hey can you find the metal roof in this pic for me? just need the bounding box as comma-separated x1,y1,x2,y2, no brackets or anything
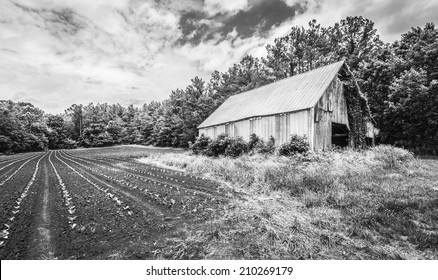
198,60,345,128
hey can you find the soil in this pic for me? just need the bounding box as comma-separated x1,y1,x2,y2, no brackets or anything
0,147,229,259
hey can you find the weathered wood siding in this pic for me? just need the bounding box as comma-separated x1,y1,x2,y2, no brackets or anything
199,110,312,145
313,77,349,150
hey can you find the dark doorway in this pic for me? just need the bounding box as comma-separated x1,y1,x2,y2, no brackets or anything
332,123,349,148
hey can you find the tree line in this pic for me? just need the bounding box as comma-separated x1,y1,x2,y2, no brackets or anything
1,16,437,154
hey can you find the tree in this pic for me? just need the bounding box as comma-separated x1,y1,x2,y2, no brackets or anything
384,69,438,153
65,104,83,140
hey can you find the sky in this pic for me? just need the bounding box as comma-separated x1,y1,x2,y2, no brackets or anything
0,0,437,114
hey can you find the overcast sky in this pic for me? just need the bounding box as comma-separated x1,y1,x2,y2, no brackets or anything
0,0,437,114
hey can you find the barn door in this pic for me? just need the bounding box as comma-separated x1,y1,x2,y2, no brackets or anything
331,122,349,148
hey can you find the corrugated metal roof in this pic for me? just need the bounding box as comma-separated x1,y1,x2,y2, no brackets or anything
198,60,345,128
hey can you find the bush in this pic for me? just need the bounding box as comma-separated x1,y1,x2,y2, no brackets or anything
190,134,212,155
224,137,249,157
192,134,251,157
277,134,310,156
206,134,233,157
248,133,261,150
253,138,276,155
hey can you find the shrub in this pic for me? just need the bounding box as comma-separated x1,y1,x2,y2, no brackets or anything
277,134,310,156
248,133,262,150
254,138,276,154
193,134,250,157
205,134,232,157
224,137,249,157
190,134,212,155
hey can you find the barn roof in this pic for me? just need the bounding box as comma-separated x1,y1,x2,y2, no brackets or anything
198,60,345,129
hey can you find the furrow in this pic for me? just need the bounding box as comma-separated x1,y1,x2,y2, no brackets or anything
61,151,226,217
0,152,47,248
63,151,228,200
0,153,35,164
0,153,43,186
48,151,78,230
54,151,144,218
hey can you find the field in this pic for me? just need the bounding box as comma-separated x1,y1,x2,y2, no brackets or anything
141,146,438,259
0,146,230,259
0,145,437,260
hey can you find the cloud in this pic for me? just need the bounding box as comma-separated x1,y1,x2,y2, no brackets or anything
175,28,266,72
203,0,250,17
177,0,298,46
282,0,438,42
0,0,199,113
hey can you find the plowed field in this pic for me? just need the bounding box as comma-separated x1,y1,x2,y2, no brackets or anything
0,146,229,259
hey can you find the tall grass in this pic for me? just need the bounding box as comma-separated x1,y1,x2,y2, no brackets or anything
139,145,437,259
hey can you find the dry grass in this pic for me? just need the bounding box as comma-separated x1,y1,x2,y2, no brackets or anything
138,146,438,259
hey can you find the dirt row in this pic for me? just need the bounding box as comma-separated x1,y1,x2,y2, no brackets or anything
0,149,229,259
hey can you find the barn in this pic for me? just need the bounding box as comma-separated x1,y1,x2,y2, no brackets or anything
198,60,377,151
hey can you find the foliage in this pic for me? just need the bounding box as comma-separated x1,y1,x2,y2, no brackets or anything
204,134,233,157
253,137,276,155
190,133,281,157
190,134,212,155
224,137,249,158
0,100,49,153
248,133,261,150
339,65,371,148
277,134,310,156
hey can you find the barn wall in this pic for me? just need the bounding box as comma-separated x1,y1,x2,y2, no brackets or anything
330,78,349,126
313,77,349,151
245,111,311,145
285,110,312,146
199,109,312,146
234,119,251,141
314,106,331,150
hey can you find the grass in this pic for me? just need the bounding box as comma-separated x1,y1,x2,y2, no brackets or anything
138,145,438,259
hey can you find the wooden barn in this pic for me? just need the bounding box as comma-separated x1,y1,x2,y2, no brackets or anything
198,60,377,151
